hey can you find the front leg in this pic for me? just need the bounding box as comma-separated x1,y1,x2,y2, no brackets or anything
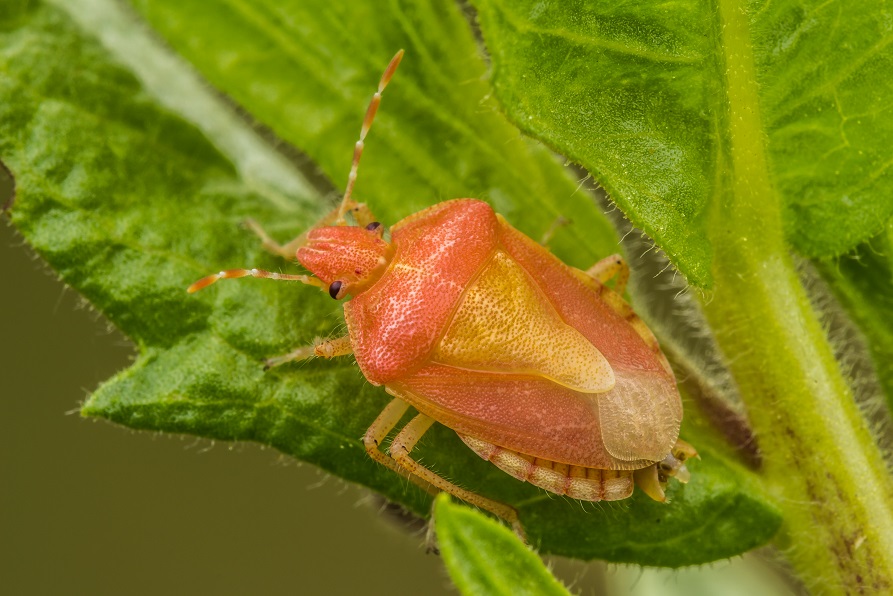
243,218,306,261
264,334,353,369
244,201,381,261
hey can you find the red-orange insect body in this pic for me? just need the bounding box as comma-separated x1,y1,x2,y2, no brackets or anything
300,199,681,470
189,50,695,536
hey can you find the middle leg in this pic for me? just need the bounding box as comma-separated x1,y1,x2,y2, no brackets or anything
362,398,438,495
244,200,380,261
390,415,525,539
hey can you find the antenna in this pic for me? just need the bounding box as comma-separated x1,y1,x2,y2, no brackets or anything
336,49,404,223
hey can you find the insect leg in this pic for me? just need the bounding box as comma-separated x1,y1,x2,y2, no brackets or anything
242,218,307,260
538,215,571,246
263,335,354,369
243,200,381,260
362,398,438,495
633,438,699,502
585,253,630,295
390,415,526,540
312,335,353,359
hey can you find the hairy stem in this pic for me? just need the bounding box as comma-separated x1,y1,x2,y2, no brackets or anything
705,1,893,592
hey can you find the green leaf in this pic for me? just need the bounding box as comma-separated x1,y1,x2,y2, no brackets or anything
1,0,780,566
434,494,571,596
470,0,893,287
754,3,893,259
817,223,893,412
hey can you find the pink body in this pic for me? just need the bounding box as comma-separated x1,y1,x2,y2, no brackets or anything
298,199,682,471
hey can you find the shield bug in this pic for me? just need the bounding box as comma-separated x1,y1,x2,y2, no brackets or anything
188,50,696,537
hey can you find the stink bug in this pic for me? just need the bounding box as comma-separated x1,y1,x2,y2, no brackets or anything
188,50,695,537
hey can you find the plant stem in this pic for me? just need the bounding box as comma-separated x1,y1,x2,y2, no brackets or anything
706,1,893,592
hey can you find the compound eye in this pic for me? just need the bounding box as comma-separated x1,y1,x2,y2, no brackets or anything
328,280,347,300
365,221,382,234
